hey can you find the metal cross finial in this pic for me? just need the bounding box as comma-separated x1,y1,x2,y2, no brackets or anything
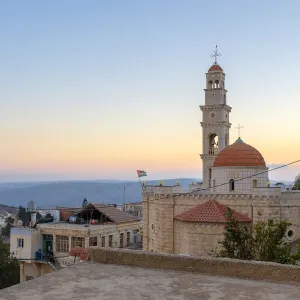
235,124,244,138
210,45,221,65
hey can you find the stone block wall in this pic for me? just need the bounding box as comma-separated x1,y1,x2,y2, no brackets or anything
143,190,287,257
87,248,300,284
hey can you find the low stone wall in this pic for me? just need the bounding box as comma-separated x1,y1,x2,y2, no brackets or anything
87,248,300,284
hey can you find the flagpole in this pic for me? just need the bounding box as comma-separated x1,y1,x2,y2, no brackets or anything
138,176,145,191
123,183,126,211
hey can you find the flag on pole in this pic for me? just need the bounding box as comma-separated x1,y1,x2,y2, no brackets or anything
137,170,147,178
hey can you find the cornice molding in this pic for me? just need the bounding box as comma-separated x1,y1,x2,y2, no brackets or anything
199,105,232,112
200,122,231,128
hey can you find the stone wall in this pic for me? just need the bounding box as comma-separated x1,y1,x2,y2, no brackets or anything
143,190,284,256
280,191,300,246
87,248,300,284
21,261,54,283
174,220,223,256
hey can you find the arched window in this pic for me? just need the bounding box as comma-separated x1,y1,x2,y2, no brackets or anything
253,179,257,188
209,168,212,187
208,134,218,154
208,80,213,89
224,93,226,104
215,80,219,88
229,179,235,191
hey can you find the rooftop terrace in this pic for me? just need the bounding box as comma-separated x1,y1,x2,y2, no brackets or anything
0,261,299,300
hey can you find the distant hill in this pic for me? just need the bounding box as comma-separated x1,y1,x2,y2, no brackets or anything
0,178,199,208
0,178,292,209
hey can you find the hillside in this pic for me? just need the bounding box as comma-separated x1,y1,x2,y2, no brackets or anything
0,178,199,208
0,178,292,209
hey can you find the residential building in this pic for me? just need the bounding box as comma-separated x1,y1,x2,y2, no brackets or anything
124,202,143,218
10,203,142,282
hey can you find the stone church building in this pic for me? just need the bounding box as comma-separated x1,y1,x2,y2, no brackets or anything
142,51,300,256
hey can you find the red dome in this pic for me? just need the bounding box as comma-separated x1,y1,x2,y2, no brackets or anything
208,64,223,72
213,138,266,167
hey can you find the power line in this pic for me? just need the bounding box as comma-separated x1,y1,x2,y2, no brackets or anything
145,159,300,200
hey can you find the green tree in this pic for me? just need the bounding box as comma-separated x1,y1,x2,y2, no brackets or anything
218,210,293,264
0,237,20,289
253,219,292,264
1,217,14,238
18,206,28,225
293,174,300,190
218,208,253,260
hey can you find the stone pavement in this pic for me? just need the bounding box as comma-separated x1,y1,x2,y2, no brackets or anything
0,262,299,300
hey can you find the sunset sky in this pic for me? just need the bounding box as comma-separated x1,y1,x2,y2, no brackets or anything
0,1,299,182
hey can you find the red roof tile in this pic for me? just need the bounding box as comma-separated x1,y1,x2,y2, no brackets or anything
208,64,223,72
174,200,251,223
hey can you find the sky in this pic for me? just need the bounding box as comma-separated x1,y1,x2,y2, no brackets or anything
0,0,299,182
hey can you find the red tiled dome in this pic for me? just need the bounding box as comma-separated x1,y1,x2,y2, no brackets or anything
213,138,266,167
208,64,223,72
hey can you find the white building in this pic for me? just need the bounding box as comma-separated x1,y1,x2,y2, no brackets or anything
10,203,142,282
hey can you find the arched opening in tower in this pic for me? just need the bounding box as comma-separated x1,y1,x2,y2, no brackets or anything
209,134,219,154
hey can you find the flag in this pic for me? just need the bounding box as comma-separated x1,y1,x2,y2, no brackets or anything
137,170,147,177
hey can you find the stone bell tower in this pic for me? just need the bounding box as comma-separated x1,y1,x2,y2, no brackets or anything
200,46,232,189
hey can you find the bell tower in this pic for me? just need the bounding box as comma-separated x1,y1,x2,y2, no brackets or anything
200,46,232,189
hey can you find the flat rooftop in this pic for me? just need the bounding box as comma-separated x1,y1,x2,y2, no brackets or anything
0,262,299,300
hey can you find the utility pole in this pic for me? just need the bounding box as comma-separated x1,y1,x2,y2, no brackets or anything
123,183,126,211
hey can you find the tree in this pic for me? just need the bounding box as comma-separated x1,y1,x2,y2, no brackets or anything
18,206,28,226
1,217,14,238
293,174,300,190
0,237,20,289
218,208,253,260
82,198,88,208
218,209,293,264
253,219,292,264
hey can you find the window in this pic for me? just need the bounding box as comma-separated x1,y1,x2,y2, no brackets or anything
126,232,130,247
17,238,24,248
71,237,84,248
229,179,235,191
253,179,258,188
101,236,105,247
109,235,113,247
120,233,124,248
89,236,97,247
56,235,69,253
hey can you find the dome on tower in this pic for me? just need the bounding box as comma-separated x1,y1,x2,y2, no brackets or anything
208,64,223,72
212,138,266,167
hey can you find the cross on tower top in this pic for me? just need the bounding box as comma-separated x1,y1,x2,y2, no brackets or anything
235,124,244,138
210,45,221,65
